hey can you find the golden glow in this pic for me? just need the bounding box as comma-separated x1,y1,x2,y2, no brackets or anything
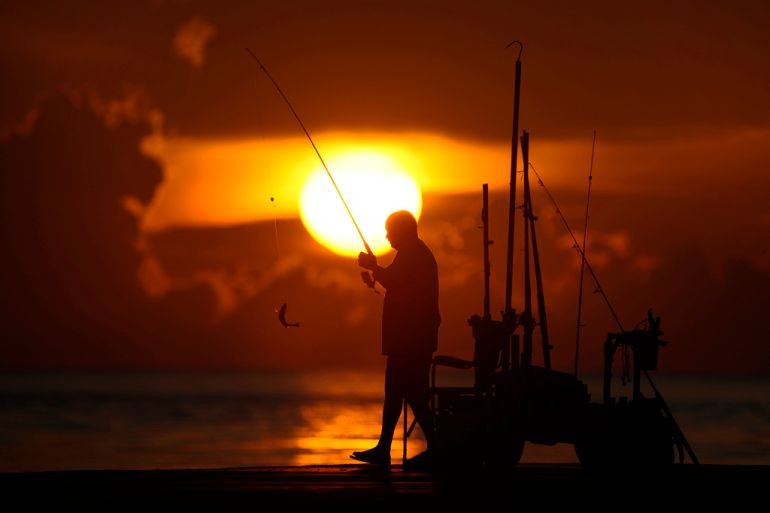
140,132,517,232
143,130,694,233
140,136,319,231
290,403,426,466
299,151,422,256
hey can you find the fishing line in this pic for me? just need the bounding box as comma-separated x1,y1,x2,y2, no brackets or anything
245,48,373,256
269,196,301,328
528,162,623,331
574,130,597,377
270,196,281,260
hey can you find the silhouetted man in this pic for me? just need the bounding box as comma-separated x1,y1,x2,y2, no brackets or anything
351,210,440,466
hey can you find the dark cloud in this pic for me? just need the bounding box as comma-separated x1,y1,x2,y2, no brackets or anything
0,94,218,369
1,1,768,141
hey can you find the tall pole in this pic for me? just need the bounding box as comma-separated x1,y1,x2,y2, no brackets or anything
504,41,523,317
574,130,596,376
482,184,491,321
523,131,551,371
521,131,533,368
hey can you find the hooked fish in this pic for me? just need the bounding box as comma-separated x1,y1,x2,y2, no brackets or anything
277,302,300,328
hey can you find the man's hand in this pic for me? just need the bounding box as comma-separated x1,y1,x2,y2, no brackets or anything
358,251,377,271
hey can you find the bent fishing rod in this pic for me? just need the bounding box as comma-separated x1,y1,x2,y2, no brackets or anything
245,48,374,258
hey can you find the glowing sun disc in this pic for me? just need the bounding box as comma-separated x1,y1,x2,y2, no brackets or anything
299,153,422,256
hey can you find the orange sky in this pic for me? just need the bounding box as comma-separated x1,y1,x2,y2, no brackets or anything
140,132,516,229
140,129,770,232
1,1,769,374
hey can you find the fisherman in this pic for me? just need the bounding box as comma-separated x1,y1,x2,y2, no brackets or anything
351,210,441,466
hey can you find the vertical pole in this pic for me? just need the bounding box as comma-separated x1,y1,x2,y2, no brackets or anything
633,346,642,402
505,44,523,317
523,131,552,371
575,130,597,377
511,334,520,370
603,335,614,406
482,184,491,321
522,158,532,368
402,400,408,465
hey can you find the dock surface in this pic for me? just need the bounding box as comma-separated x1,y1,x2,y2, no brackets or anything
2,463,767,510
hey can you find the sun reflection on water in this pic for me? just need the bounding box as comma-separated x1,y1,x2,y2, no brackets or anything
291,400,427,466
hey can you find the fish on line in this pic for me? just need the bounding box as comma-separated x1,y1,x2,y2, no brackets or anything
277,302,300,328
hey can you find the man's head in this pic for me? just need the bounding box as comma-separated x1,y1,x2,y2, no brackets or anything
385,210,418,250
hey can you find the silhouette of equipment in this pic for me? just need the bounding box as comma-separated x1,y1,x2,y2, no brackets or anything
414,175,690,470
399,41,696,471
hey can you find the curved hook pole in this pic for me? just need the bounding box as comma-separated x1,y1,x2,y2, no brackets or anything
506,40,523,60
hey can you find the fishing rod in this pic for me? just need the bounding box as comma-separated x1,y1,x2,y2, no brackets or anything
245,48,374,257
528,163,623,332
574,130,597,377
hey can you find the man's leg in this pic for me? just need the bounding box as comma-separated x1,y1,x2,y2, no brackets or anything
376,377,403,450
405,358,435,451
351,357,401,464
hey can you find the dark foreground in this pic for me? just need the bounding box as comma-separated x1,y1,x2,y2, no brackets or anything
1,464,767,511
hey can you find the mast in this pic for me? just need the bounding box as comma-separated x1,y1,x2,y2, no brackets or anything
504,41,523,318
522,131,551,371
521,134,533,368
482,184,491,321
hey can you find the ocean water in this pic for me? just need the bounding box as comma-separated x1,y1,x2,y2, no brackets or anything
0,370,767,472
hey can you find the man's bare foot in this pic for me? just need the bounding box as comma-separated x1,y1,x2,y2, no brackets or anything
350,447,391,465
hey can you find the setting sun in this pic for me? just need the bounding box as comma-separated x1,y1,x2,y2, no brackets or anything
299,151,422,256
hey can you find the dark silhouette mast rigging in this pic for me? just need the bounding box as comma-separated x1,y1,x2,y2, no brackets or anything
504,40,523,319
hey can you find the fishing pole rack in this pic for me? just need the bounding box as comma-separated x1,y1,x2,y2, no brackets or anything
426,153,594,469
425,156,687,471
414,42,695,471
